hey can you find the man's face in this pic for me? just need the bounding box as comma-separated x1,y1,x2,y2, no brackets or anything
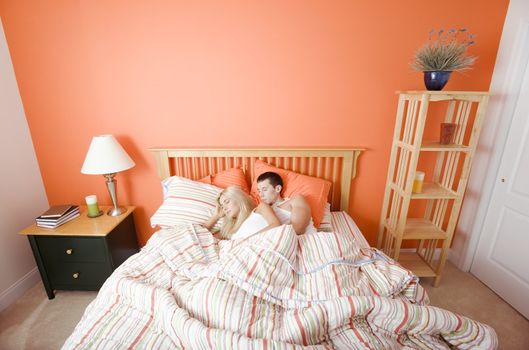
257,179,282,205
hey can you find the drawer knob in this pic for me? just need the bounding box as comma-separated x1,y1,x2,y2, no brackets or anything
72,272,80,279
66,249,73,255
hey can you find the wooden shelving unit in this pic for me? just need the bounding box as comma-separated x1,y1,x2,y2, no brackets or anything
377,91,489,286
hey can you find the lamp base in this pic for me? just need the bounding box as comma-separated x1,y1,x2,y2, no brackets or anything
107,206,127,216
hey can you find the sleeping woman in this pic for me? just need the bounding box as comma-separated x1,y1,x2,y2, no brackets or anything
203,186,282,240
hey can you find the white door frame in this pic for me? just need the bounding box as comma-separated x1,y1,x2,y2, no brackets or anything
450,0,529,271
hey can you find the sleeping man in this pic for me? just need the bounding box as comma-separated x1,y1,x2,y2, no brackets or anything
256,172,317,235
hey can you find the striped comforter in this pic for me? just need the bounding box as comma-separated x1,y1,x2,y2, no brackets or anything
63,215,497,349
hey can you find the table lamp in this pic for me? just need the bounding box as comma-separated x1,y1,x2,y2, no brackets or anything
81,135,135,216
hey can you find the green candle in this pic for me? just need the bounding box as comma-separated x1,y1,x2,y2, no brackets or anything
85,195,100,217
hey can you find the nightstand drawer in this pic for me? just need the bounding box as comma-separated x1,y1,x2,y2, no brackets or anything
47,261,112,288
36,236,107,263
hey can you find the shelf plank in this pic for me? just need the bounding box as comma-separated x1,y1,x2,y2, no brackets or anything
396,91,487,102
396,90,489,95
403,218,447,239
398,252,437,277
421,141,469,152
411,182,458,199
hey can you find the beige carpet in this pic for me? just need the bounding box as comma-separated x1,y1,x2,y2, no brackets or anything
0,262,528,349
422,262,529,349
0,287,96,350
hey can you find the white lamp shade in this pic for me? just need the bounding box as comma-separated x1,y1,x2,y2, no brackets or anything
81,135,135,175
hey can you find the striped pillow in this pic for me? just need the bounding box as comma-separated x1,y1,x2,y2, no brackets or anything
151,176,223,230
318,203,333,232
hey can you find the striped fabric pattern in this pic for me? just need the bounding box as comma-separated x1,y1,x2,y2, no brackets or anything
317,203,332,231
215,225,424,308
151,176,223,230
63,213,497,349
328,211,429,304
328,211,370,248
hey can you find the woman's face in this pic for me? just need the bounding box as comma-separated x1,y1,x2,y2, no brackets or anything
219,194,240,218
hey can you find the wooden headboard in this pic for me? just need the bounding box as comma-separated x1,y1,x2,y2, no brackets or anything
149,148,363,211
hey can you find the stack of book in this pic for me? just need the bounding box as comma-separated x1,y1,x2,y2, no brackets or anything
36,205,80,229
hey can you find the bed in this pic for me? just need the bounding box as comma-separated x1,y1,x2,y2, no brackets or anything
63,148,497,349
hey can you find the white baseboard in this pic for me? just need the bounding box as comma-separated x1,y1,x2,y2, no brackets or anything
0,267,40,313
447,248,465,271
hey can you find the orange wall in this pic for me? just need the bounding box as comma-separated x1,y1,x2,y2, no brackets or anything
0,1,508,245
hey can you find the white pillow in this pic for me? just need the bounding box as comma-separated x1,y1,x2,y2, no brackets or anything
151,176,222,230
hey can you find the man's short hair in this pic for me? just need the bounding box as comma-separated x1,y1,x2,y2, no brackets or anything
257,172,283,189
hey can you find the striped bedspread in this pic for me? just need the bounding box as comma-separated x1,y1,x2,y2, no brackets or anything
63,215,497,349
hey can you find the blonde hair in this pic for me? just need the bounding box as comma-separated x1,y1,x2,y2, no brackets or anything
218,186,256,239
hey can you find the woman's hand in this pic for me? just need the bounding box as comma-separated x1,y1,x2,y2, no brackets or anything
203,204,224,231
213,203,224,220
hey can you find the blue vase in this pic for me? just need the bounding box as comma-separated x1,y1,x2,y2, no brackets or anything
423,71,452,91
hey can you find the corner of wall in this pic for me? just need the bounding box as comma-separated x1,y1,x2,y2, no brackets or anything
0,18,49,311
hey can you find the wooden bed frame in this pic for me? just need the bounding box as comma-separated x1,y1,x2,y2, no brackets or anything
149,148,363,211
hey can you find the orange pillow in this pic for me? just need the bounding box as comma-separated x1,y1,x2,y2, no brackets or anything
199,168,250,193
250,160,331,227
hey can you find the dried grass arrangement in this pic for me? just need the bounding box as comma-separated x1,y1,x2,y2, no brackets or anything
412,28,476,72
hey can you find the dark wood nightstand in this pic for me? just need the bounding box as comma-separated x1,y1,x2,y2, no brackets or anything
18,206,139,299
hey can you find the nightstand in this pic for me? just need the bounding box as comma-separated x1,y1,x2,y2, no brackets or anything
19,206,139,299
